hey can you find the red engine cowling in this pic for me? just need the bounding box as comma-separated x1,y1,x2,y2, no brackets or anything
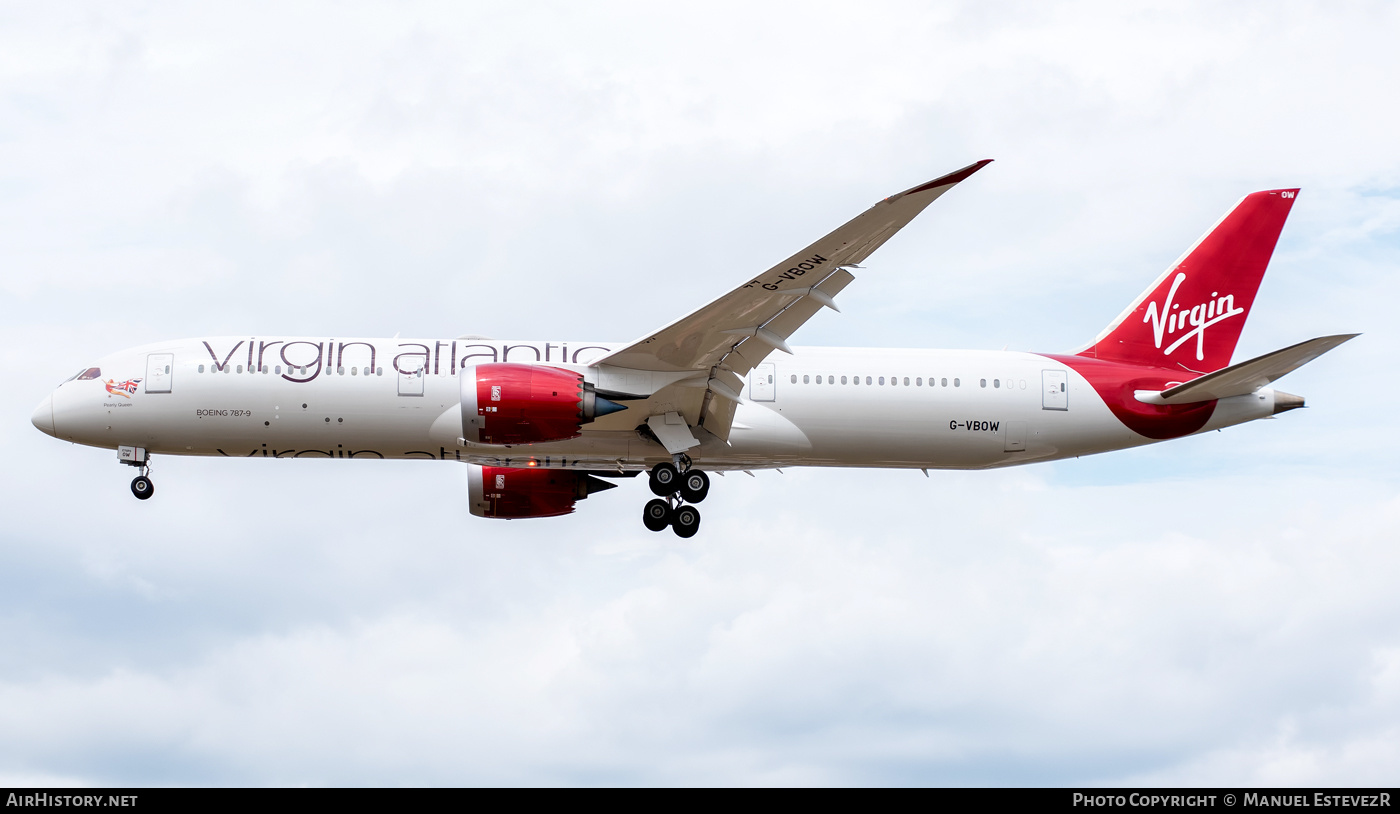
460,363,626,446
467,464,618,519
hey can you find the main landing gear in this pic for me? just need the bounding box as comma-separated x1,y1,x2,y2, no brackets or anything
642,457,709,538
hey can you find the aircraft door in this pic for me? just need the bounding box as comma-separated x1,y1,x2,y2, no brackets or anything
750,363,776,402
145,353,173,394
1042,369,1068,410
398,359,425,397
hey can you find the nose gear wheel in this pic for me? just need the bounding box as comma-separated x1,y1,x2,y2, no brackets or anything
130,475,154,500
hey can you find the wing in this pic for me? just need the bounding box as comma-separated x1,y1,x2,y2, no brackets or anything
593,159,993,375
585,159,992,444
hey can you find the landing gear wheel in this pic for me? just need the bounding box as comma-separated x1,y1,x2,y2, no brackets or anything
679,470,710,503
672,505,701,538
642,499,673,532
649,462,680,496
130,475,154,500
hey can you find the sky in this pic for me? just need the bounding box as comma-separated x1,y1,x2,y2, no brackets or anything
1,0,1398,786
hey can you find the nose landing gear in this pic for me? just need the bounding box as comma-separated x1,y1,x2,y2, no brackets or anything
642,458,709,537
118,446,154,501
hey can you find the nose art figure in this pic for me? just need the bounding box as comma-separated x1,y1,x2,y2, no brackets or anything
31,393,55,438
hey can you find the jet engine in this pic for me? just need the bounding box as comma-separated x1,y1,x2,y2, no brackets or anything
467,464,618,519
460,363,628,446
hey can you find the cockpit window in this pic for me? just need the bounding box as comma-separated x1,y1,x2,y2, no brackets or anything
64,367,101,383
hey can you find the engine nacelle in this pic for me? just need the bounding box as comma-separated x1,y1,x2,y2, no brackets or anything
460,363,627,446
467,464,617,519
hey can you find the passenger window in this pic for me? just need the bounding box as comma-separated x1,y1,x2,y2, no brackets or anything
916,378,922,386
352,367,358,376
276,366,282,374
878,377,884,385
865,376,872,385
338,366,345,375
980,378,986,388
954,378,960,387
377,367,384,376
994,379,1000,388
903,377,910,386
841,376,847,385
237,365,243,373
803,375,809,384
941,378,947,387
198,364,205,373
791,375,797,384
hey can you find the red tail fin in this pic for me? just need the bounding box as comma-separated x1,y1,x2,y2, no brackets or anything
1080,189,1299,373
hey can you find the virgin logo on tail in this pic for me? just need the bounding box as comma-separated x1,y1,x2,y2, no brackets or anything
1142,273,1246,361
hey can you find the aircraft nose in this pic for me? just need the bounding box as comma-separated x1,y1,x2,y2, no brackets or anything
31,392,56,437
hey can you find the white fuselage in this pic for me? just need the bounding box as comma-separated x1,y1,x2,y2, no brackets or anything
37,336,1279,472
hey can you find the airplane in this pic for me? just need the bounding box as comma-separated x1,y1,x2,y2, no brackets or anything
30,160,1356,537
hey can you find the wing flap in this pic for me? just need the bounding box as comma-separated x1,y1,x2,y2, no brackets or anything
1142,334,1358,404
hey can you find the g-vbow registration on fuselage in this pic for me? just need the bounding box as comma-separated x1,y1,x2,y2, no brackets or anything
31,161,1356,537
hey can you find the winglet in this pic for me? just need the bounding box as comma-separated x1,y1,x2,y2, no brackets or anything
888,159,993,201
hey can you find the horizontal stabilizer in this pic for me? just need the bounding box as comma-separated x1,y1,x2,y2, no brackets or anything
1139,334,1357,405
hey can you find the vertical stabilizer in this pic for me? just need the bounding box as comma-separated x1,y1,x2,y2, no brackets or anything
1080,189,1299,373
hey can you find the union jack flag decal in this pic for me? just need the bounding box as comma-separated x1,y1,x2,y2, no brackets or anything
104,378,141,398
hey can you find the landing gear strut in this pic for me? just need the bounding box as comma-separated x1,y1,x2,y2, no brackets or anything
641,458,709,537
